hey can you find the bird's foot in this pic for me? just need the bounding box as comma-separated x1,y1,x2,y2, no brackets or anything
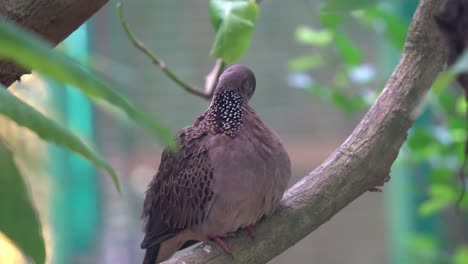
208,236,234,258
246,225,255,239
368,174,391,192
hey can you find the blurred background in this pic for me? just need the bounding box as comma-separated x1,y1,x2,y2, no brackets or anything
1,0,467,263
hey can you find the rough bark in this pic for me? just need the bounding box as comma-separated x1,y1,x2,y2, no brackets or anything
165,0,446,263
0,0,109,87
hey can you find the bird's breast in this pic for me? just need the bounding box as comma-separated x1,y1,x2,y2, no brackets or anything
196,124,290,236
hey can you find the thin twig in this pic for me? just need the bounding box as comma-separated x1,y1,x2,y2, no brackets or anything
204,59,225,98
117,2,210,99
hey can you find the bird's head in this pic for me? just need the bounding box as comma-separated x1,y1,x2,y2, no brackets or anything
214,64,256,102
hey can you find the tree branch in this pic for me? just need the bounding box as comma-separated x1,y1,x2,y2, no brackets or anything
204,59,225,98
0,0,109,88
117,2,224,100
164,0,446,263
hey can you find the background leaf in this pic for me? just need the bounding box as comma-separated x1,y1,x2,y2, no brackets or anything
295,26,333,46
352,7,407,49
0,88,121,191
321,0,376,13
454,245,468,264
0,141,45,264
418,184,458,216
0,21,174,147
209,0,259,63
333,31,362,66
288,54,324,72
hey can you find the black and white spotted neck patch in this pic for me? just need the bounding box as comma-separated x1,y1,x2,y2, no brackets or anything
205,90,244,137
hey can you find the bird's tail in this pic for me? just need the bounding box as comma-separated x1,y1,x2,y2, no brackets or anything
142,234,199,263
143,244,160,264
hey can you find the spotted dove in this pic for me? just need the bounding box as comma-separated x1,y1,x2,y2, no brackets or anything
141,64,291,263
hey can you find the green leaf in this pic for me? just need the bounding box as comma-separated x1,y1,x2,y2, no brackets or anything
431,50,468,94
408,234,438,253
431,72,456,94
334,31,362,66
419,183,458,216
352,7,408,49
288,54,324,72
309,83,330,99
308,84,366,112
0,88,121,191
429,167,453,182
454,245,468,264
209,0,259,63
419,199,449,216
430,49,468,102
319,12,343,30
0,20,174,148
295,26,333,47
330,90,366,112
407,127,434,150
321,0,376,13
456,96,467,115
436,88,457,114
0,141,45,264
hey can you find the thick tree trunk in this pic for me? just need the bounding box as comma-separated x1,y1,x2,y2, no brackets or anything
0,0,109,87
165,0,447,263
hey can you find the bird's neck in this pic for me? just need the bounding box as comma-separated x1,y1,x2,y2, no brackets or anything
202,90,245,137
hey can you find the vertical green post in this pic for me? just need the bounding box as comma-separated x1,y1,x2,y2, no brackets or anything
49,23,100,263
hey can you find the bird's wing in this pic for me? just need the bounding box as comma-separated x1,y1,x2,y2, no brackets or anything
141,126,216,249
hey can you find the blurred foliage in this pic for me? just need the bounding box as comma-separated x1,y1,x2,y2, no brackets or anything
0,87,120,191
289,1,467,264
0,21,174,148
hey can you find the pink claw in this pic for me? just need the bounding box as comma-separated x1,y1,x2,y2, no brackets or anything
208,236,232,255
246,225,255,238
214,237,232,255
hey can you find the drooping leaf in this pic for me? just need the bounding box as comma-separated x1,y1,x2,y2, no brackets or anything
295,26,333,47
209,0,259,63
321,0,376,13
0,141,45,264
0,88,121,191
0,20,174,148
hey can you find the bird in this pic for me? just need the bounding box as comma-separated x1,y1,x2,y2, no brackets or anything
141,64,291,264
